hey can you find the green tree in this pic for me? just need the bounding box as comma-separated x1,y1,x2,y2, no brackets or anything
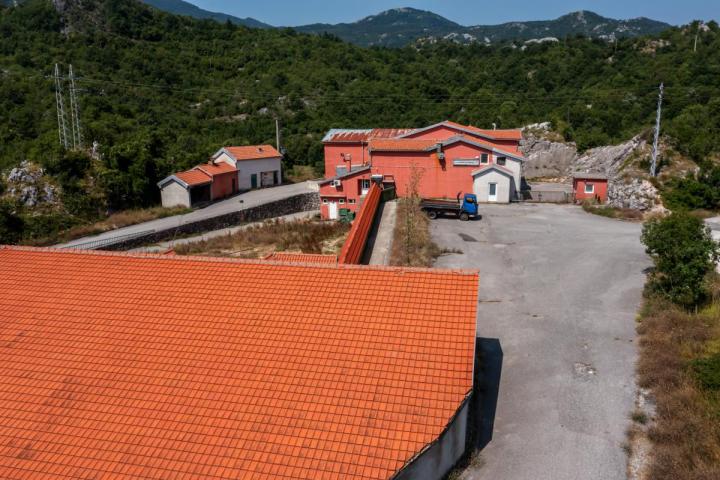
641,212,719,307
0,200,23,244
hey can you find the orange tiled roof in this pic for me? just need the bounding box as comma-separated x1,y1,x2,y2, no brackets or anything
369,138,439,152
224,144,281,161
339,182,382,265
174,168,211,186
0,246,478,480
263,252,338,264
198,161,237,176
443,121,522,141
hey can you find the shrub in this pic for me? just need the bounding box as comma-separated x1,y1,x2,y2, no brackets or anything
691,354,720,391
641,211,719,307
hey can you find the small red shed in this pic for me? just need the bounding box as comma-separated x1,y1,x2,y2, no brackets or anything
573,173,609,203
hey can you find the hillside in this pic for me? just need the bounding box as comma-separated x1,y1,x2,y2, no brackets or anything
139,0,270,28
295,8,671,47
0,0,719,242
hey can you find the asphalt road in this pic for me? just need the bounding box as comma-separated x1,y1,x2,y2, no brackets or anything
56,182,315,248
432,203,650,480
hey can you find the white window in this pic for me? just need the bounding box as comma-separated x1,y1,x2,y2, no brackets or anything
585,183,595,194
497,156,507,166
360,179,371,195
348,199,356,204
480,153,489,164
322,198,328,204
339,198,345,204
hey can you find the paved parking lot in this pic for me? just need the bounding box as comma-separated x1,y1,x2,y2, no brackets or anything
432,204,650,480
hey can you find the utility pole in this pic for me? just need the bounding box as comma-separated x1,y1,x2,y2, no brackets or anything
650,82,664,177
275,118,281,152
54,64,69,149
68,64,83,150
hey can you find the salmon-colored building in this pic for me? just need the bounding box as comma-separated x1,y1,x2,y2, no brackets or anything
319,121,525,219
573,173,609,203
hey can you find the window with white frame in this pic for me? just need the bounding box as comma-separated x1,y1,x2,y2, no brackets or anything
480,153,489,164
497,156,507,166
348,199,356,204
322,198,328,204
339,198,345,204
585,183,595,194
360,179,371,194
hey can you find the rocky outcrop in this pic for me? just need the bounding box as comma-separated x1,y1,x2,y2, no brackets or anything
3,161,58,208
520,125,663,210
571,135,645,179
520,128,578,178
607,179,660,211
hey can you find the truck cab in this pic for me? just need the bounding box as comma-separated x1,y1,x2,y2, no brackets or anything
461,194,478,218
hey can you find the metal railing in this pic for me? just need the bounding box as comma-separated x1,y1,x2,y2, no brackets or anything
60,229,157,250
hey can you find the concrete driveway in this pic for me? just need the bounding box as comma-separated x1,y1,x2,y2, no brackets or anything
432,204,650,480
57,182,315,248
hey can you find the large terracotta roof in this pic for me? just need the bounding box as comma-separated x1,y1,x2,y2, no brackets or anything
0,246,478,480
224,145,281,161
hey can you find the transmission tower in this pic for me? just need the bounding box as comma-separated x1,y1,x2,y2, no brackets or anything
54,64,69,149
650,83,664,177
68,64,83,149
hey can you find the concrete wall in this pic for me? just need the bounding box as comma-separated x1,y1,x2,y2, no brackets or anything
101,192,320,251
392,396,471,480
473,171,513,203
237,157,282,190
160,181,191,208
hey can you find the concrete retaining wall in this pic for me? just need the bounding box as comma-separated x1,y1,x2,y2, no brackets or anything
392,396,471,480
101,192,319,251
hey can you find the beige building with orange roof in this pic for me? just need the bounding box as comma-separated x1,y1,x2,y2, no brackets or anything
158,145,282,208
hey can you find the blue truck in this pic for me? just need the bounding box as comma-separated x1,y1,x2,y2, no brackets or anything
420,193,478,221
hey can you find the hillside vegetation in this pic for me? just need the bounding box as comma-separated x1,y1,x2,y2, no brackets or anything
0,0,719,241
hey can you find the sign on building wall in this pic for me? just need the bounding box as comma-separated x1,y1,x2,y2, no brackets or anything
453,158,480,166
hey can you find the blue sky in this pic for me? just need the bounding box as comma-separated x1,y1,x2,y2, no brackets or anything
190,0,718,26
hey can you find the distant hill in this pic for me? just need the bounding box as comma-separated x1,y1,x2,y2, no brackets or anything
139,0,271,28
295,8,672,47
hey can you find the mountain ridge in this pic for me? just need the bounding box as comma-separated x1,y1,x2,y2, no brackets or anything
139,0,270,28
129,2,674,47
295,8,673,47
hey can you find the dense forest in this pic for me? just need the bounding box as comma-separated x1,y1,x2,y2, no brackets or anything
0,0,719,238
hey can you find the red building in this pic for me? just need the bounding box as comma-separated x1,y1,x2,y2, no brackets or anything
319,121,525,219
573,173,609,203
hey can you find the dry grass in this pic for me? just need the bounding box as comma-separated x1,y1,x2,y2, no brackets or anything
173,218,349,258
389,197,444,267
581,201,644,221
27,206,191,246
635,294,720,479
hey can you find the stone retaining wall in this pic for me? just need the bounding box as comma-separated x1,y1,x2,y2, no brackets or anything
102,192,319,251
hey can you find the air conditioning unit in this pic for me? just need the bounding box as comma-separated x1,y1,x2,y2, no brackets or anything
331,179,342,188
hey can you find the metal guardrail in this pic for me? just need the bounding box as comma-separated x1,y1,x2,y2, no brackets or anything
60,229,157,250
